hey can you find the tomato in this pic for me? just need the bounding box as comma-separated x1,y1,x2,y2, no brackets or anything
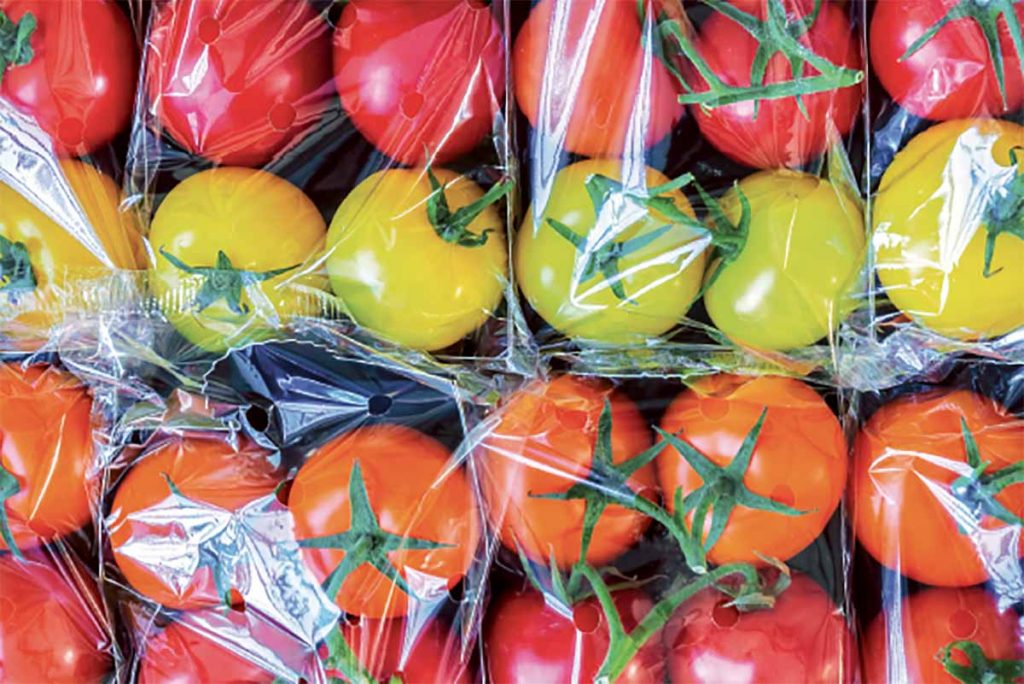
334,0,504,166
477,375,656,569
341,618,471,684
0,0,137,156
108,434,283,609
513,0,684,158
149,167,327,353
666,572,854,683
147,0,332,167
0,553,111,683
683,0,863,169
289,425,480,619
1,159,144,343
515,159,708,345
485,588,664,684
852,389,1024,587
873,118,1024,341
657,374,846,566
138,620,276,684
326,167,509,352
0,363,94,554
703,169,865,351
862,587,1023,684
871,0,1024,120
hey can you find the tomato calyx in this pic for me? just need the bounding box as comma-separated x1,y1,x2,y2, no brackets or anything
949,418,1024,530
901,0,1024,110
982,147,1024,278
425,167,513,248
546,172,703,303
0,10,36,86
661,0,864,111
298,460,453,604
0,234,37,295
692,183,752,305
158,247,301,316
938,639,1024,683
654,409,810,572
0,462,24,559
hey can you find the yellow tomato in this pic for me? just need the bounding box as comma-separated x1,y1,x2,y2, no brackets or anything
874,118,1024,340
0,160,144,341
515,159,708,345
149,168,327,353
326,168,509,352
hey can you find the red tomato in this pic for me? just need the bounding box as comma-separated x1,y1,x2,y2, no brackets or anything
685,0,863,169
852,389,1024,587
666,573,854,683
477,375,657,569
107,434,283,609
334,0,505,166
485,588,664,684
138,620,275,684
341,618,471,684
289,425,480,619
0,0,137,156
0,363,95,553
513,0,684,158
0,553,111,683
871,0,1024,120
146,0,333,167
657,374,847,566
862,587,1023,684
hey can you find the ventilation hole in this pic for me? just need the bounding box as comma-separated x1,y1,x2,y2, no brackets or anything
401,92,425,118
573,603,601,634
447,575,465,603
228,589,246,612
198,17,221,44
769,484,795,508
948,609,979,640
245,405,270,433
698,398,731,420
711,600,739,629
57,118,84,148
367,394,393,416
269,103,296,131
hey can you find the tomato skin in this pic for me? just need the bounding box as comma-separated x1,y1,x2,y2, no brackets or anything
138,621,275,684
334,0,505,166
149,167,327,353
703,170,865,351
513,0,684,158
341,618,471,684
515,159,708,345
147,0,332,167
477,375,656,569
657,374,847,565
108,434,283,609
326,167,507,352
0,364,94,552
686,0,863,169
852,389,1024,587
862,587,1023,684
485,588,664,684
871,0,1024,120
666,573,854,684
289,425,480,619
873,119,1024,341
0,553,111,684
0,0,137,156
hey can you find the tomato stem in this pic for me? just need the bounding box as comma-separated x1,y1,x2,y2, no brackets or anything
692,182,751,301
938,639,1024,683
322,622,377,684
661,0,864,111
425,167,513,248
0,10,35,87
950,418,1024,530
982,147,1024,278
297,460,453,604
900,0,1024,111
0,463,23,559
0,234,37,295
158,247,300,316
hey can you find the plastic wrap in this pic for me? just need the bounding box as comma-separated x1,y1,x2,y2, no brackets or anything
122,0,519,366
849,360,1024,683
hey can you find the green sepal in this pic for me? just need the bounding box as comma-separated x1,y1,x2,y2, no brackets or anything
0,10,36,86
938,639,1024,684
0,463,24,560
425,166,513,248
0,234,37,295
322,622,377,684
949,418,1024,530
693,181,752,300
982,147,1024,278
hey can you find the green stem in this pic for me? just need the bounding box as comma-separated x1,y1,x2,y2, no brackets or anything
939,639,1024,683
0,463,23,559
0,234,37,295
0,10,36,86
950,418,1024,529
982,147,1024,278
425,167,513,248
323,622,377,684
